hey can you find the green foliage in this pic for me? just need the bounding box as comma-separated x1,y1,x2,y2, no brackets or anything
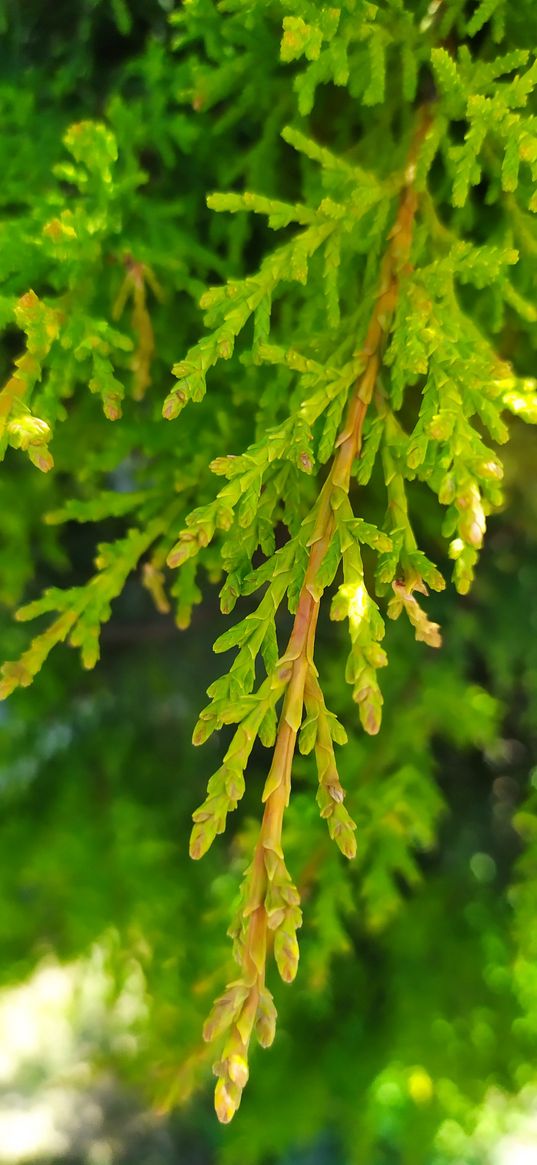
1,0,537,1158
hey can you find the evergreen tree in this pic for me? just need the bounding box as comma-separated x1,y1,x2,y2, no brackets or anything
1,1,537,1158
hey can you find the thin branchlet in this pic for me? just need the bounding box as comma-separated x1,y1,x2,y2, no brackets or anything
203,111,435,1123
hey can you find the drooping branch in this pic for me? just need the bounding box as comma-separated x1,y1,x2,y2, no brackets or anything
206,110,433,1124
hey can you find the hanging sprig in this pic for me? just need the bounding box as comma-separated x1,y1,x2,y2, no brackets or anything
181,111,440,1122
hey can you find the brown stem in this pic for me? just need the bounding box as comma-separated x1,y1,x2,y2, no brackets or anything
242,109,431,954
211,110,433,1124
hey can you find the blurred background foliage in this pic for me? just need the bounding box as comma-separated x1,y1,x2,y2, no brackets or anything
0,1,536,1162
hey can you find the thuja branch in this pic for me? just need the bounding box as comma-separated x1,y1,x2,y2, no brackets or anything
195,111,435,1125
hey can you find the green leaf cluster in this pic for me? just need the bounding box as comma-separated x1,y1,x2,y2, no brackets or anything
1,0,537,1154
